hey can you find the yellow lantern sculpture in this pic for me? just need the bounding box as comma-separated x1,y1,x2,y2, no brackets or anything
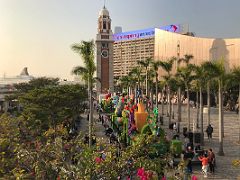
134,103,148,132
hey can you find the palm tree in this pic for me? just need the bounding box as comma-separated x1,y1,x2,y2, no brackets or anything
176,64,194,132
160,81,167,116
71,40,96,147
201,61,219,126
213,59,227,156
138,58,153,97
159,58,174,126
151,61,162,110
148,70,156,110
192,63,208,145
174,73,185,123
129,67,142,103
177,54,194,124
230,66,240,143
119,75,130,95
178,54,194,65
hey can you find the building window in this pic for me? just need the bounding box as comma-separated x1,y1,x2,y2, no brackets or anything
102,43,108,48
103,21,107,29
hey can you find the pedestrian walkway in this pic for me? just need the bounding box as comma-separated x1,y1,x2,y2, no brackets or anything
161,105,240,180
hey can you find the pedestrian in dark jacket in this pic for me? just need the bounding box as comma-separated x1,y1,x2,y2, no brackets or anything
208,148,215,173
206,124,213,140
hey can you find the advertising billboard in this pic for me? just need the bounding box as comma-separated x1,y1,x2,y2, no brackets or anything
113,24,181,41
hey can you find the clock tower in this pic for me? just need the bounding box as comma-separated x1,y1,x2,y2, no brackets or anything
96,6,114,95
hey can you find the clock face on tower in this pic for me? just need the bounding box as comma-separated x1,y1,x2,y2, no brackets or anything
101,50,108,58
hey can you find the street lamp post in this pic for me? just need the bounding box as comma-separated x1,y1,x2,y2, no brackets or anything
177,41,182,124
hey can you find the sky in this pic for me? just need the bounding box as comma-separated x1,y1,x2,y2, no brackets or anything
1,0,240,80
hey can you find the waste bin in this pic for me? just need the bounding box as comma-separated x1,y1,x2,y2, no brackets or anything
183,127,188,137
188,132,193,143
194,132,203,144
159,116,163,125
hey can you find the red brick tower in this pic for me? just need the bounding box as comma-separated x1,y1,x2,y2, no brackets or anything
96,6,114,95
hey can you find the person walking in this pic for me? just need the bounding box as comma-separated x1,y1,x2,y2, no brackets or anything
206,124,213,140
184,146,194,174
198,154,209,178
208,148,215,173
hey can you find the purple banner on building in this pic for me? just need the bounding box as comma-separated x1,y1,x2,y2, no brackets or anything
113,24,181,41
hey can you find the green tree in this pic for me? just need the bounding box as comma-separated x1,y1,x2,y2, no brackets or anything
138,58,153,97
213,59,228,156
176,65,194,132
71,40,96,147
177,54,194,131
14,77,59,93
229,66,240,143
0,114,19,178
159,58,174,125
192,63,210,145
19,84,87,136
151,61,163,110
201,62,219,126
129,67,142,102
119,75,132,95
178,54,194,65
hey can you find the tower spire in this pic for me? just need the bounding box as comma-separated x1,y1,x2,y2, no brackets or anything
103,0,106,8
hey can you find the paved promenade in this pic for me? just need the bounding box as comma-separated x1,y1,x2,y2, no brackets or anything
163,105,240,180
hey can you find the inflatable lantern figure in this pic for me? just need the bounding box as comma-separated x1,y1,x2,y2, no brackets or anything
134,103,148,132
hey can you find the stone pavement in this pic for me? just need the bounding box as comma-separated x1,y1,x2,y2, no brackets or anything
162,105,240,180
79,111,109,143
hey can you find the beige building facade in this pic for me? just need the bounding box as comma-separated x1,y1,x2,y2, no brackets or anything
154,28,240,74
113,37,154,77
113,27,240,79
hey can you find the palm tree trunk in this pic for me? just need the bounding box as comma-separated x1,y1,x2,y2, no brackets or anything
134,85,137,104
177,87,181,122
207,82,211,125
167,87,170,117
200,87,204,145
137,79,140,103
187,87,191,132
218,80,224,156
88,78,93,147
161,88,165,115
155,78,159,122
155,76,158,109
151,88,154,110
196,91,199,130
145,69,148,96
169,89,172,126
238,84,240,143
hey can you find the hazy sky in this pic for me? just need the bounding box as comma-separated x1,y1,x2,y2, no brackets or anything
1,0,240,80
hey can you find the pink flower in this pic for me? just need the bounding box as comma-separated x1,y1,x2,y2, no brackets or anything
137,167,145,177
161,176,167,180
95,157,102,163
192,175,198,180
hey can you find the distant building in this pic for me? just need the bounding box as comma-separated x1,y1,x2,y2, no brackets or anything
0,67,34,111
113,25,184,78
